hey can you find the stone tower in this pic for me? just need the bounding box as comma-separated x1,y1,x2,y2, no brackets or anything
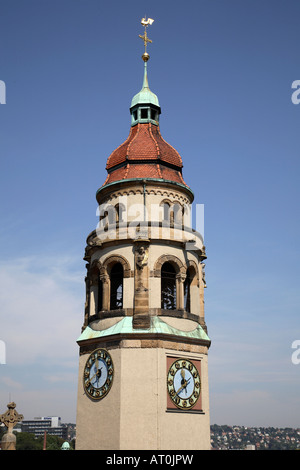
76,19,211,450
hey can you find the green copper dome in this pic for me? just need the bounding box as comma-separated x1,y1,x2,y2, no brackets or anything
61,441,70,450
130,60,160,109
130,59,161,126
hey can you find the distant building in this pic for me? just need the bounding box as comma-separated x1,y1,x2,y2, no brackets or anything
21,416,67,439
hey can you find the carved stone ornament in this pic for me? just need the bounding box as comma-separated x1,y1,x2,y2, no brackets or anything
88,237,102,247
136,246,149,270
90,259,101,271
0,402,23,434
135,245,149,292
100,273,109,284
176,272,186,283
201,245,207,260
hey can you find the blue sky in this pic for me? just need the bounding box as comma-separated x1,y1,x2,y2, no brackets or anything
0,0,299,428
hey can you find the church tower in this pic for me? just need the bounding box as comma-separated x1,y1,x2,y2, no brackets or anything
76,18,211,450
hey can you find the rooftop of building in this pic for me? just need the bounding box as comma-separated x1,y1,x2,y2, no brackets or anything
99,21,190,194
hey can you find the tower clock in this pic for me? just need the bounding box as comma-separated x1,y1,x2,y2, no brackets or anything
83,349,114,400
76,18,211,450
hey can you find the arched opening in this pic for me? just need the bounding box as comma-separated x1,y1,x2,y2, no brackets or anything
161,262,177,310
115,203,125,223
110,263,123,310
98,278,103,312
99,204,117,232
99,210,109,231
164,203,170,222
160,201,170,223
184,269,191,313
173,203,183,226
89,261,102,318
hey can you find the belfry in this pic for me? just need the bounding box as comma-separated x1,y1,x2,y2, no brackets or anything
76,18,211,450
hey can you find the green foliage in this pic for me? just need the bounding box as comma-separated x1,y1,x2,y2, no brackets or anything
15,433,43,450
45,435,65,450
14,432,73,450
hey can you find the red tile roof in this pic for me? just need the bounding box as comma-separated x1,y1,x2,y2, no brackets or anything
103,123,189,188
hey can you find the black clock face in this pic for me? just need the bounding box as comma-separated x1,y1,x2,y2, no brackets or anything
167,358,201,410
83,349,114,400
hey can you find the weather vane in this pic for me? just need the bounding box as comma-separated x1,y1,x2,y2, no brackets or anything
139,16,154,62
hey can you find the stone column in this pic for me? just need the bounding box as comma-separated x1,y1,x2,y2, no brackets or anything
133,239,150,329
176,272,186,310
100,272,110,311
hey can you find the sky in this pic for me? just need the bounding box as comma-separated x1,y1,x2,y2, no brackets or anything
0,0,299,429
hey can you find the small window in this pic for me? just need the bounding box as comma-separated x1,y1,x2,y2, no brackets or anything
140,108,148,119
133,110,137,121
151,109,157,121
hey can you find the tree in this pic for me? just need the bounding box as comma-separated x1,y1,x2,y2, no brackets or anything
15,433,43,450
45,435,65,450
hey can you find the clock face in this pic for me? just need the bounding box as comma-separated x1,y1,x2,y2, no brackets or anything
83,349,114,400
167,358,201,410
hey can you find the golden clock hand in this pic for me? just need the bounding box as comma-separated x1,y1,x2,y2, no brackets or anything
87,374,96,383
89,372,97,382
89,365,102,383
175,378,191,396
175,380,187,396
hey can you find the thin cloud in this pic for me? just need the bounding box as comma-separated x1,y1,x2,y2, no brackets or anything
0,255,83,364
0,255,83,421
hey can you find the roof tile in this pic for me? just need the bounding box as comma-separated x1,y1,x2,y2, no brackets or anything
103,123,189,188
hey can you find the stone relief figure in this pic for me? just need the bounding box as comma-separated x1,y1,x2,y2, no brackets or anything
89,237,102,247
201,245,207,260
136,246,148,270
135,245,149,291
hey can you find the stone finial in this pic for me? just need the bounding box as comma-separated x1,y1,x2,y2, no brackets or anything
0,402,23,450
